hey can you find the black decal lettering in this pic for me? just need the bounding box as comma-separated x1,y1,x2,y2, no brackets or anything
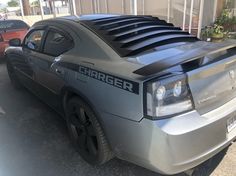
123,81,133,92
79,66,85,74
79,66,90,76
90,70,98,79
98,72,106,82
114,78,123,88
106,75,114,85
75,65,139,94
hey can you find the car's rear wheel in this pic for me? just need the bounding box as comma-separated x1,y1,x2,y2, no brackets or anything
66,97,113,165
6,59,22,89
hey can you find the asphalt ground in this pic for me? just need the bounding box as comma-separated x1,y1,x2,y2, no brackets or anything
0,60,235,176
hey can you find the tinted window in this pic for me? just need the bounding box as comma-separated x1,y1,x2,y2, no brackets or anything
0,20,28,31
43,30,73,57
24,30,44,51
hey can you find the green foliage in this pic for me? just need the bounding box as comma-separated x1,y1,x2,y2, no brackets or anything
31,1,39,6
201,26,213,38
7,0,19,7
215,9,231,26
213,24,224,34
201,24,226,40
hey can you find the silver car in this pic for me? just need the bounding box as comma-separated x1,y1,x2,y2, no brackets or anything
5,14,236,175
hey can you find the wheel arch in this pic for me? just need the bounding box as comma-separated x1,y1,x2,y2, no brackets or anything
60,86,114,151
61,86,96,115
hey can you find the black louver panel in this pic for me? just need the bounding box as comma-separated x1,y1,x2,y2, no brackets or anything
80,15,199,57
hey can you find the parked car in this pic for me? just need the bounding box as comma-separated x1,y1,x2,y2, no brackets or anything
5,15,236,175
0,19,28,58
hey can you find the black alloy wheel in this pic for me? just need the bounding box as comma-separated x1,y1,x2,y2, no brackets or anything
66,97,113,165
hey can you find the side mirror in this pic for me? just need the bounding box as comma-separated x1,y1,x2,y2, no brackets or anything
9,38,21,47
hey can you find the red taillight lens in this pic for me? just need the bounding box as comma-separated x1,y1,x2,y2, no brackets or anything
0,34,3,42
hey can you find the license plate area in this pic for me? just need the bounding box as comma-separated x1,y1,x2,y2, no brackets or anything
227,116,236,133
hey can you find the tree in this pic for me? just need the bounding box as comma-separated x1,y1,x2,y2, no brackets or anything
7,0,19,7
22,0,30,16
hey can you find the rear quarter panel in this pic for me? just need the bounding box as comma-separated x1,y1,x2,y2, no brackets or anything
52,21,145,122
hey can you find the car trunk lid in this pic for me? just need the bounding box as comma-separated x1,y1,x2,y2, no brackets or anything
187,47,236,115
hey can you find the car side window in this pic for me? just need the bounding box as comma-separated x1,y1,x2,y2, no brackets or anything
24,30,45,51
43,30,73,57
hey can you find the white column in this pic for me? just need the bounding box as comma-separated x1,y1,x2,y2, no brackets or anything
142,0,145,15
19,0,24,19
38,0,44,20
122,0,125,14
78,0,82,15
130,0,133,14
167,0,171,22
71,0,77,15
94,0,97,13
52,0,56,18
213,0,218,22
105,0,108,13
189,0,194,33
91,0,95,13
197,0,204,38
182,0,187,30
97,0,100,13
133,0,138,15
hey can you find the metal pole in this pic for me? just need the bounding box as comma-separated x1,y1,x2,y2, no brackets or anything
142,0,145,15
52,0,56,18
19,0,24,20
38,0,44,20
182,0,187,30
167,0,171,23
71,0,77,15
105,0,108,13
213,0,218,22
130,0,133,14
189,0,194,33
122,0,125,14
91,0,95,13
133,0,137,15
97,0,100,13
78,0,82,15
94,0,98,13
197,0,204,38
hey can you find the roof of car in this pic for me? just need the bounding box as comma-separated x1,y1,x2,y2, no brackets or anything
57,15,199,57
58,14,120,21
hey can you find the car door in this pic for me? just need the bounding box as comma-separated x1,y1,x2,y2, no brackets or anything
30,27,74,112
12,28,46,90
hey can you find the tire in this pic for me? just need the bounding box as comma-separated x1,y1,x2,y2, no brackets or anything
66,97,113,165
6,59,23,89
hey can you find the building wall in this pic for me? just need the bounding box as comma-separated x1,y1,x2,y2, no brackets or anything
13,0,228,32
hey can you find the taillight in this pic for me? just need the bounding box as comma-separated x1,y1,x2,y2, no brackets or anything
145,74,194,119
0,34,3,42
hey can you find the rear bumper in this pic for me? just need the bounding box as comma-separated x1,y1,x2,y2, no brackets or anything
101,96,236,175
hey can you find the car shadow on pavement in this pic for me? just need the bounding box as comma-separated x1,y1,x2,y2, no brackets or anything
93,146,229,176
192,147,229,176
0,56,6,64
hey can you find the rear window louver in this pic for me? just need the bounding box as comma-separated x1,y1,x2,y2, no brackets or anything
80,15,199,57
